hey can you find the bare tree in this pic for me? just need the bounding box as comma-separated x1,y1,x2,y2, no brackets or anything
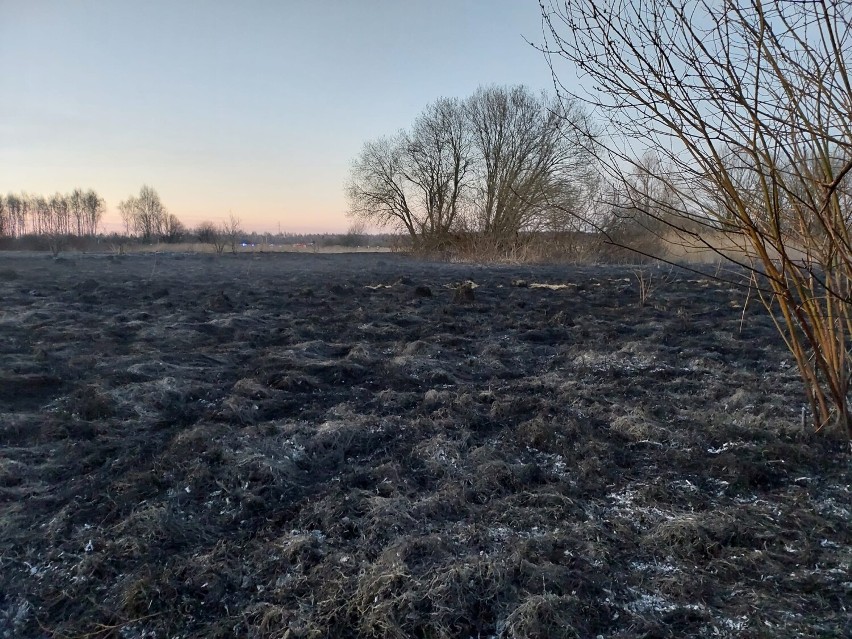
68,189,85,237
1,189,103,241
341,220,367,248
540,0,852,437
29,195,50,237
119,185,168,241
49,193,70,234
348,97,474,249
44,193,69,256
405,97,473,245
603,153,688,260
348,133,426,243
465,85,595,243
220,212,243,254
118,198,136,237
82,189,105,236
4,194,24,237
162,213,186,243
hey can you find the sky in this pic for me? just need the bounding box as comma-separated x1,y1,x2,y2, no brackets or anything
0,1,563,234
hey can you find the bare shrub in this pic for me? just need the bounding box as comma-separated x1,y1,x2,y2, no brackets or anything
633,266,674,308
220,213,242,254
196,221,226,255
339,220,367,248
541,0,852,436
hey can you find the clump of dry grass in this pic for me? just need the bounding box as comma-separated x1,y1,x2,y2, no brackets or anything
513,416,579,454
610,407,662,442
411,434,463,476
642,511,740,561
502,593,582,639
348,562,415,639
343,552,515,639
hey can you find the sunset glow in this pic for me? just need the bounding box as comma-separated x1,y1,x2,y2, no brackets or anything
0,1,559,234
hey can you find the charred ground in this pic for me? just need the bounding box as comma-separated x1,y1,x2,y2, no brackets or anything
0,252,848,638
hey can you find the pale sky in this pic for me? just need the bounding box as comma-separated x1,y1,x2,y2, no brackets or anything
0,1,561,234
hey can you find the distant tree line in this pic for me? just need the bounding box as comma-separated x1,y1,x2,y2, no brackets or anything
0,189,105,238
0,185,195,247
0,182,400,254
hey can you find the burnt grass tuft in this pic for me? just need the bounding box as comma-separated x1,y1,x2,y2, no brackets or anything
0,253,848,638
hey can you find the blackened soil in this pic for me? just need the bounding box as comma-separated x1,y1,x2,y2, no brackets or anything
0,252,848,638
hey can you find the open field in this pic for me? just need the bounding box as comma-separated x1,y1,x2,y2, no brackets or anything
0,252,848,638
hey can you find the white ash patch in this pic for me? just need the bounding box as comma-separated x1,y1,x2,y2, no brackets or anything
604,486,673,526
629,560,681,575
529,282,575,290
813,494,851,519
703,477,730,496
443,280,479,289
624,590,680,614
486,525,550,543
706,441,757,455
669,479,700,493
572,350,657,373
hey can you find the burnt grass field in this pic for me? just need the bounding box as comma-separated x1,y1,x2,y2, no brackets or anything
0,252,848,639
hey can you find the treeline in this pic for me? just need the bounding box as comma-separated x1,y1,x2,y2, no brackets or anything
0,185,182,243
0,185,197,248
0,189,105,238
0,182,399,252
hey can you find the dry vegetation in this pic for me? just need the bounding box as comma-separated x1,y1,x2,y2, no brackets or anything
0,252,848,638
542,0,852,437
